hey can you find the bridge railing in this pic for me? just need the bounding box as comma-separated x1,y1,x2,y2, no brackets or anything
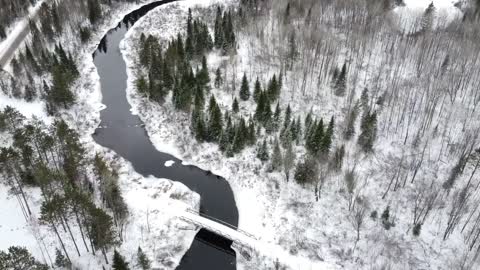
185,208,258,240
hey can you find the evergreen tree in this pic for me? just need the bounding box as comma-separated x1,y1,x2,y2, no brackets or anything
239,73,250,101
88,0,102,25
421,2,436,31
197,55,210,87
271,138,283,171
294,157,317,185
267,74,279,100
55,248,70,268
232,97,239,113
214,67,223,88
136,76,149,96
257,139,269,162
0,25,5,40
358,111,378,152
207,96,223,142
0,246,49,270
273,102,281,131
320,116,334,156
112,250,130,270
283,104,292,129
247,117,256,145
214,7,224,49
253,77,262,102
360,88,369,110
137,247,151,270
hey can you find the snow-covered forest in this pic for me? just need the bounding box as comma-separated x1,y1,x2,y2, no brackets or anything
2,0,480,269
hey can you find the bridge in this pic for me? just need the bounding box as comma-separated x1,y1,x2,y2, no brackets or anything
177,208,336,270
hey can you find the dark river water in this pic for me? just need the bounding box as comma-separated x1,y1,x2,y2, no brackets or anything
92,1,238,269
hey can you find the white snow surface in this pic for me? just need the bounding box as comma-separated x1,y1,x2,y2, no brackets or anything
0,0,47,63
164,160,176,167
119,0,480,270
0,93,50,122
392,0,463,33
0,0,203,269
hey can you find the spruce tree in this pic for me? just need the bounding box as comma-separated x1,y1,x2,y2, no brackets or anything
421,2,436,31
239,73,250,101
197,55,210,87
137,247,151,270
214,7,223,49
257,139,269,162
358,111,377,152
320,116,334,156
271,138,283,171
112,250,130,270
207,96,223,142
88,0,102,25
267,74,279,100
214,67,223,88
232,97,239,113
294,157,317,185
253,77,262,102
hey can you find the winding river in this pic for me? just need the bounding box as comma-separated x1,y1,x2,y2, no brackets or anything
92,1,238,269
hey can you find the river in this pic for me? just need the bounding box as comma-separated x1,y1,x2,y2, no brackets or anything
92,1,238,269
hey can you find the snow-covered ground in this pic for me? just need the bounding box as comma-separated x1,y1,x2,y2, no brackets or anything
0,0,204,269
119,0,480,269
392,0,463,33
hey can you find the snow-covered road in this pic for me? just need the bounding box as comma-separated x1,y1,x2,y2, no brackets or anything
0,0,48,68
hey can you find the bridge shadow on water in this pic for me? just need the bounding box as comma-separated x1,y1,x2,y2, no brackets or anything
92,1,238,269
178,229,236,269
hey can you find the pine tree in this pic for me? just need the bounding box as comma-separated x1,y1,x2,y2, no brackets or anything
55,248,70,268
239,73,250,101
137,247,151,270
112,250,130,270
0,246,49,270
271,138,283,171
214,67,223,88
232,97,239,113
257,139,269,162
253,77,262,102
